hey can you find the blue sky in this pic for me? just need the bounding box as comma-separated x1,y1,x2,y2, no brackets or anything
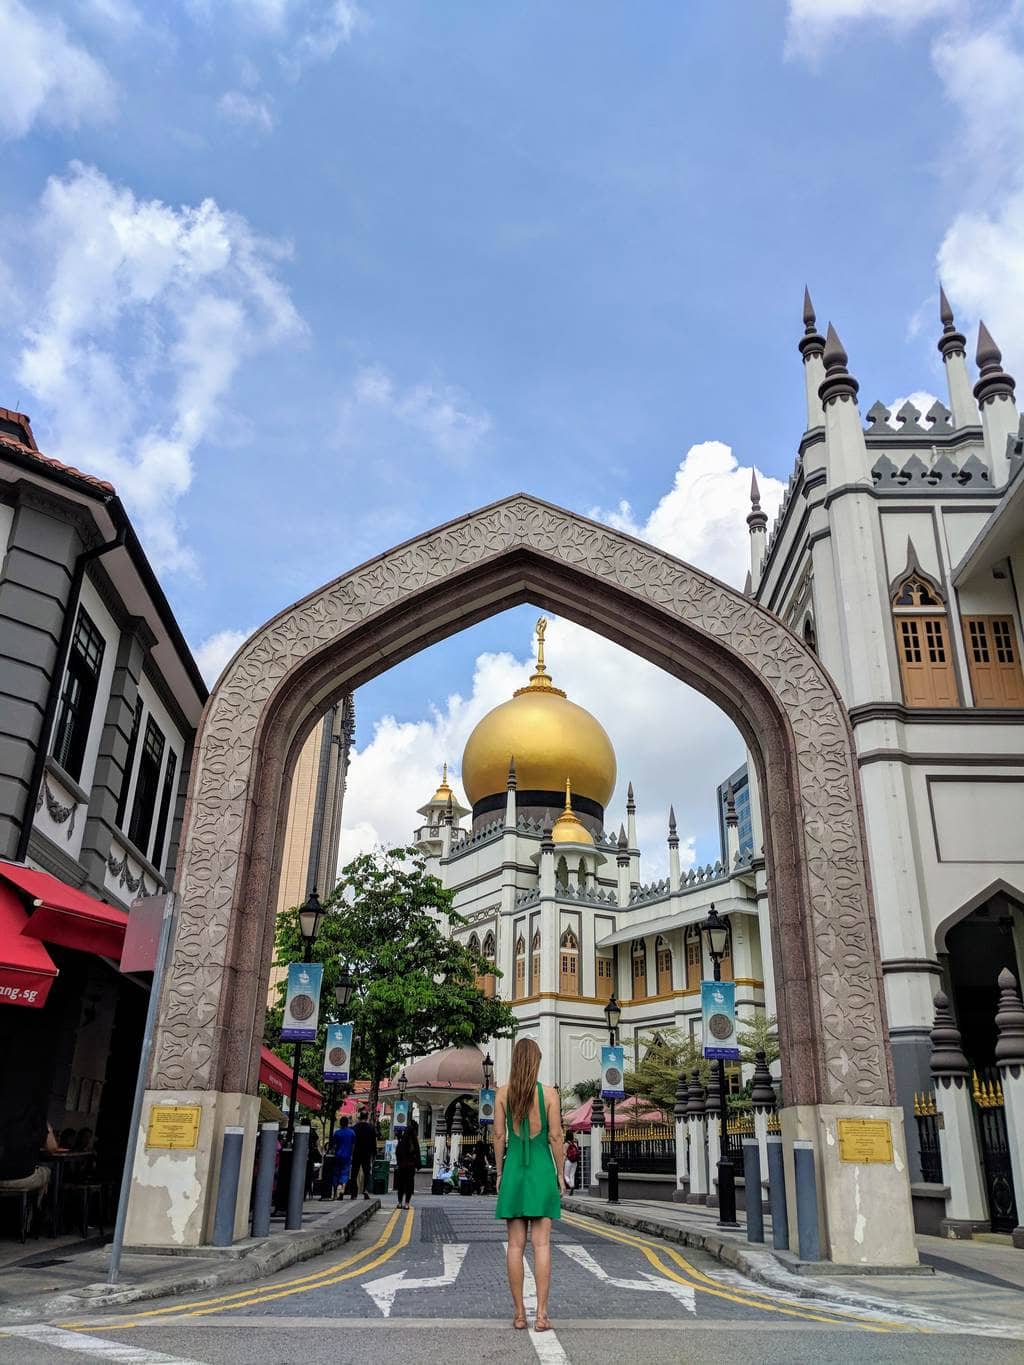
2,0,1022,866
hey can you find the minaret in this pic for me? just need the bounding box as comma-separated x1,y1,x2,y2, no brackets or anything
937,286,976,429
973,320,1018,487
818,322,893,705
616,824,631,907
747,471,768,591
798,286,826,429
667,805,681,893
626,782,640,886
441,792,454,859
724,782,740,866
539,820,555,898
504,756,517,830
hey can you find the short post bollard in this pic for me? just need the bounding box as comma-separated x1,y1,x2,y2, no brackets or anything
286,1126,309,1231
251,1123,278,1238
742,1140,764,1243
212,1127,245,1247
766,1135,789,1252
793,1139,821,1261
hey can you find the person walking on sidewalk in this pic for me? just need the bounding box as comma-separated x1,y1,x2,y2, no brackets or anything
494,1038,563,1334
563,1135,580,1193
330,1116,355,1198
394,1119,421,1209
348,1108,376,1200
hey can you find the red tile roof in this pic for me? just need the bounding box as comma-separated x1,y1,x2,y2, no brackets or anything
0,407,116,496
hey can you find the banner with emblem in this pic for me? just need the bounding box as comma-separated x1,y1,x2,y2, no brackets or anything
478,1088,496,1126
322,1021,353,1081
701,980,739,1060
392,1099,410,1129
281,962,324,1042
600,1045,625,1099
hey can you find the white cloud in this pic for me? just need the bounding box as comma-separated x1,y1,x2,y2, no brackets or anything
341,442,778,873
218,90,275,132
785,0,956,61
15,162,304,572
201,0,363,73
339,366,493,465
590,440,784,588
193,626,254,686
0,0,115,139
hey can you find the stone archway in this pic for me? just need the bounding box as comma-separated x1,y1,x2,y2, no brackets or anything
127,494,914,1264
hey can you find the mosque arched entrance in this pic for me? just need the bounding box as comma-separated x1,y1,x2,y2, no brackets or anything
127,494,915,1266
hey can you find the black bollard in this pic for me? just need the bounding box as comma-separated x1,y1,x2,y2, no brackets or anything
766,1135,789,1252
286,1127,309,1231
212,1127,244,1247
251,1123,278,1238
742,1140,764,1243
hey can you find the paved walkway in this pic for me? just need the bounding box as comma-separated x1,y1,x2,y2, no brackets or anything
562,1195,1024,1331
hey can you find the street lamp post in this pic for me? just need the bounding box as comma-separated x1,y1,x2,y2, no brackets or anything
700,903,738,1228
326,969,355,1149
286,889,325,1145
604,993,621,1204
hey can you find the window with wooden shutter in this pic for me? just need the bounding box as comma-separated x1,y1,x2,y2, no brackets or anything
531,930,541,995
559,929,580,996
513,936,526,1000
596,955,613,999
892,570,958,707
962,615,1024,707
685,927,702,991
655,936,672,995
631,940,647,1001
719,921,734,982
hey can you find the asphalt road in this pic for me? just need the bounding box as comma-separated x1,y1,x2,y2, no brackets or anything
2,1196,1022,1365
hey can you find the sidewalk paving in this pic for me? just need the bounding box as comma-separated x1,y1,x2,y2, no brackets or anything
562,1194,1024,1334
0,1196,380,1327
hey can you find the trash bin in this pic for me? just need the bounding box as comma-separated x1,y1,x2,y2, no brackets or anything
371,1157,390,1195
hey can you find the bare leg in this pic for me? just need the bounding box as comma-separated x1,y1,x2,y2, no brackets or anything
532,1218,552,1329
506,1218,527,1326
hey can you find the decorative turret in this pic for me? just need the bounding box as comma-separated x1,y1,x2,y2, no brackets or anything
552,779,594,847
504,755,517,829
625,781,639,886
937,286,976,429
616,822,630,906
747,470,768,590
994,969,1024,1069
798,286,826,428
539,820,555,898
929,990,969,1082
415,762,469,857
667,805,681,892
973,321,1018,485
818,323,859,407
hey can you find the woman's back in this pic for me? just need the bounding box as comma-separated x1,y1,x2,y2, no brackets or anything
494,1081,561,1222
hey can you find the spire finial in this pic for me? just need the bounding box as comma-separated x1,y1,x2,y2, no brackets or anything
995,968,1024,1069
798,285,825,361
534,616,547,676
747,468,767,533
563,778,573,814
442,761,448,785
443,792,454,827
668,804,677,835
937,284,966,360
818,322,859,405
939,284,953,329
516,615,566,698
626,782,635,813
725,781,738,827
617,823,628,853
974,320,1016,407
750,469,761,508
929,989,969,1080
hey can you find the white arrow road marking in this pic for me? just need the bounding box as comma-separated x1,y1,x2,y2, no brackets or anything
362,1242,469,1317
2,1324,206,1363
559,1243,697,1313
506,1243,570,1365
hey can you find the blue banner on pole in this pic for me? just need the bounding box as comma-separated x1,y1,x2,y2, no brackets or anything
601,1045,625,1099
393,1099,409,1129
282,962,324,1041
322,1021,352,1081
478,1088,496,1126
702,980,740,1060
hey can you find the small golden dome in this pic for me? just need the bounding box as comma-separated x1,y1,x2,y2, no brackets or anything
460,619,617,809
551,780,594,846
429,762,454,806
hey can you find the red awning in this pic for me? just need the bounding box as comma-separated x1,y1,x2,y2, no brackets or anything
0,862,128,959
0,883,58,1009
259,1044,322,1111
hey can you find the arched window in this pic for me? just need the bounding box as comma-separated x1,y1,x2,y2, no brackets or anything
482,930,496,999
559,928,580,995
655,935,672,995
577,857,587,887
685,925,702,992
531,929,541,995
891,568,958,707
631,940,647,1001
513,935,526,1000
803,616,817,654
556,856,569,889
468,932,484,993
596,953,614,1000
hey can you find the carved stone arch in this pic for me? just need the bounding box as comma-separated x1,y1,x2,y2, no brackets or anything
151,493,890,1124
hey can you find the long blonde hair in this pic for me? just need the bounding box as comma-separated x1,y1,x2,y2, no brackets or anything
507,1037,542,1130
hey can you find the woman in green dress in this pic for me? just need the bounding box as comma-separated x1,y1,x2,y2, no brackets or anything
493,1038,564,1332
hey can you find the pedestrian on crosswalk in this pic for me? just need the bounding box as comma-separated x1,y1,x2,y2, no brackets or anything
493,1038,563,1334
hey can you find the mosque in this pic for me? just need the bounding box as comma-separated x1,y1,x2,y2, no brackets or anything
409,619,765,1095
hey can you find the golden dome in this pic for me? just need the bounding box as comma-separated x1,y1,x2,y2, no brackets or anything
552,781,594,846
429,762,454,806
461,618,616,809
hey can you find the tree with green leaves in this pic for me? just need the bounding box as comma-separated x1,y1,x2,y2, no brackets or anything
622,1030,711,1116
266,847,517,1125
736,1011,779,1067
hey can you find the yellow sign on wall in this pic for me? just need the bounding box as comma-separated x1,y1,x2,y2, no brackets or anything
146,1105,201,1150
837,1118,893,1164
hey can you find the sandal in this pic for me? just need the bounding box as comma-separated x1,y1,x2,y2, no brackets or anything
534,1314,552,1332
512,1314,528,1330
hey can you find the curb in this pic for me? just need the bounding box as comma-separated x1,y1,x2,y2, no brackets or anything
0,1199,381,1325
560,1198,937,1317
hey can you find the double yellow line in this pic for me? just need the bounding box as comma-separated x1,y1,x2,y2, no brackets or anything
561,1211,908,1333
64,1207,414,1331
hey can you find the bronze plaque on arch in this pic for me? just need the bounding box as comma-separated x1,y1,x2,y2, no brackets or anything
837,1118,893,1164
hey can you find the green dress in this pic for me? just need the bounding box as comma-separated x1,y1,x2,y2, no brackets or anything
495,1082,561,1221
